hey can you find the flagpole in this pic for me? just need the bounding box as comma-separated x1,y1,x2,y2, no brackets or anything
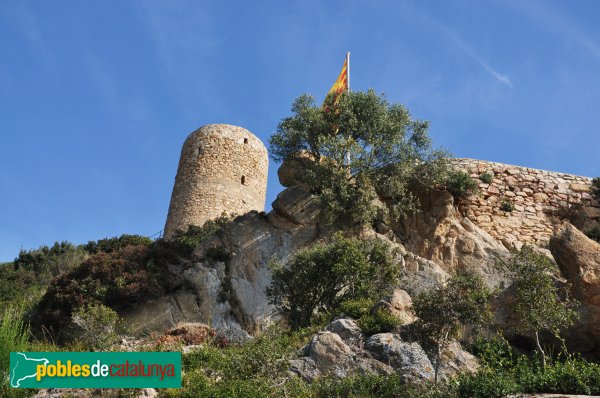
346,52,351,92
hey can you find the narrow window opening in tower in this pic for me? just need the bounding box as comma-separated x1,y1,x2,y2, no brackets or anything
241,175,246,185
197,147,202,157
244,138,248,144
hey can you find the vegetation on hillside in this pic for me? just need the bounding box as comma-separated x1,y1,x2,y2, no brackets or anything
267,233,400,329
413,272,492,384
500,245,579,367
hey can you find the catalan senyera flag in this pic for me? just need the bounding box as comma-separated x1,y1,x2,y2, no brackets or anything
326,53,350,106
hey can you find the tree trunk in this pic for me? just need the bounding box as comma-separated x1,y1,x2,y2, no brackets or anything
434,346,441,385
535,331,546,368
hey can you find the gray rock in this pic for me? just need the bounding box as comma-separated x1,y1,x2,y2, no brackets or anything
326,317,363,347
435,340,479,381
365,333,435,382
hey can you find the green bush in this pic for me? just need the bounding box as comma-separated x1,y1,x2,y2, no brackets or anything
456,369,520,398
585,223,600,242
84,234,152,254
70,303,119,351
168,215,232,258
479,173,493,184
338,297,376,319
13,241,87,275
501,246,578,367
34,245,164,341
445,171,479,200
0,305,30,392
204,246,231,262
357,307,402,335
267,233,400,329
471,336,514,370
591,177,600,198
500,199,514,212
460,346,600,397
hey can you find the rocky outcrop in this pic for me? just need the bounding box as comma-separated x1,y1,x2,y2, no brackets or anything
122,185,323,335
290,317,477,382
550,223,600,353
394,189,510,291
122,181,513,338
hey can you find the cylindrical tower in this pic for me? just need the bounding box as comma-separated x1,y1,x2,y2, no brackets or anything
164,124,268,239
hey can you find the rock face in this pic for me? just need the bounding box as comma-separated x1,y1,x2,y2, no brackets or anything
550,223,600,353
123,185,322,335
123,182,512,339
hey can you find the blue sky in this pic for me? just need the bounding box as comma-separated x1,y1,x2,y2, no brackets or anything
1,0,599,261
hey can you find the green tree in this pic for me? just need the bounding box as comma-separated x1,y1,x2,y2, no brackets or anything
70,303,120,351
591,177,600,198
267,233,400,329
502,246,578,367
269,90,449,226
412,272,492,384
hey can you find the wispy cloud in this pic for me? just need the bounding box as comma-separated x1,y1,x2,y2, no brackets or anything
11,1,56,70
502,0,600,64
86,54,119,108
425,16,513,88
136,0,227,118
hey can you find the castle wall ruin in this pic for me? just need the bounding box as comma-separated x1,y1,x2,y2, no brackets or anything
452,158,599,248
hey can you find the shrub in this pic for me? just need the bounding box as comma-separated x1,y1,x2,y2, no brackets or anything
338,297,376,319
553,201,586,228
500,199,514,212
204,246,231,262
34,245,163,340
445,171,479,200
585,223,600,242
591,177,600,198
0,305,30,392
471,336,514,370
168,215,232,257
70,303,119,351
84,234,152,254
358,307,402,335
267,233,400,329
456,369,520,398
479,173,493,184
14,241,88,276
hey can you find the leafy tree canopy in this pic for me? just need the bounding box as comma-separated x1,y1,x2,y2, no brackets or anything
413,272,492,384
501,246,579,366
269,90,450,226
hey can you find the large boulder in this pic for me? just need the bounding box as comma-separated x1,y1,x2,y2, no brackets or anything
550,223,600,352
289,330,393,381
364,333,434,382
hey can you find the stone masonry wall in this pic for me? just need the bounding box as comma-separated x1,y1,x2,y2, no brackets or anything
164,124,269,239
452,158,598,248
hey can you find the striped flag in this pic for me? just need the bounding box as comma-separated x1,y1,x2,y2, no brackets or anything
326,53,350,106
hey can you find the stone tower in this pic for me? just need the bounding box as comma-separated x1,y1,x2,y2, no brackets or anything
164,124,268,239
